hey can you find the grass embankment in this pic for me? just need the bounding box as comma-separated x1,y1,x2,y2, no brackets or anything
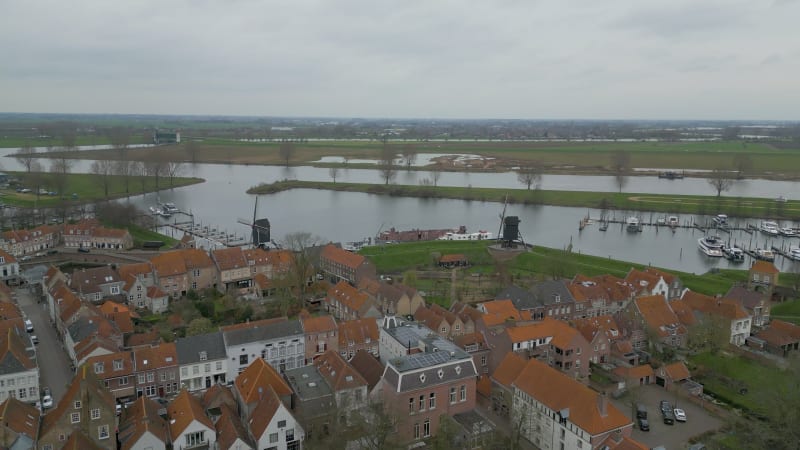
126,224,179,250
770,300,800,325
359,240,747,296
1,172,204,207
34,139,800,178
250,180,800,220
0,135,149,148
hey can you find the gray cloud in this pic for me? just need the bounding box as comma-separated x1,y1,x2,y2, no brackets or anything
0,0,798,119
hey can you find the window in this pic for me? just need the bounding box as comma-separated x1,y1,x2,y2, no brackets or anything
70,412,80,424
239,354,248,365
481,355,487,366
450,387,457,404
98,424,110,439
161,372,167,381
43,445,53,450
94,362,104,374
286,428,295,441
423,419,430,437
414,422,420,439
419,395,425,411
181,367,188,377
278,420,286,428
74,401,82,409
204,363,211,373
91,408,100,420
113,359,123,371
145,385,157,397
460,384,467,401
110,286,120,295
429,393,436,409
193,366,200,375
270,432,279,443
185,431,206,447
409,397,414,412
138,374,145,384
216,361,223,371
146,372,154,382
199,351,208,361
18,388,26,399
576,347,581,355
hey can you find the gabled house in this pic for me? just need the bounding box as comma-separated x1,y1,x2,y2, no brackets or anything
753,320,800,357
682,291,752,346
654,361,693,392
725,285,770,328
233,358,293,418
118,262,156,289
300,313,338,364
69,266,124,303
632,295,687,349
414,303,468,339
1,224,59,257
212,247,254,294
216,404,255,450
0,397,40,450
477,299,530,329
63,219,132,250
38,368,116,450
175,331,228,392
337,317,379,360
84,350,136,400
319,244,376,286
150,249,216,298
625,268,684,300
248,385,305,450
569,274,634,319
490,352,528,418
748,260,779,296
0,249,20,286
358,278,425,317
495,281,576,322
118,396,169,450
146,286,170,314
221,318,305,380
325,281,380,321
133,343,179,398
0,330,39,405
167,389,216,450
348,350,384,400
314,350,368,416
572,315,624,364
454,332,491,375
511,358,633,449
65,314,123,368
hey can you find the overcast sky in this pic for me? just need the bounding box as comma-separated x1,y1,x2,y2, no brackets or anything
2,0,798,120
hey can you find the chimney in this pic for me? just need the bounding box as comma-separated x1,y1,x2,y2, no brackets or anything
597,392,608,417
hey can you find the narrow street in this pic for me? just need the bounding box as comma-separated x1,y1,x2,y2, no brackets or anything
15,287,73,407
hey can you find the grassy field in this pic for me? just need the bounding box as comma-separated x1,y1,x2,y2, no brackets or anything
0,135,150,148
770,299,800,325
249,180,800,220
33,139,800,178
359,240,746,296
126,224,179,250
1,172,204,207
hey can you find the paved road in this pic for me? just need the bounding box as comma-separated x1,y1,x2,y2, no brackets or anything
15,287,73,408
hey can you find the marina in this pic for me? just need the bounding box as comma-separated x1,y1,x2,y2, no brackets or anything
163,221,251,248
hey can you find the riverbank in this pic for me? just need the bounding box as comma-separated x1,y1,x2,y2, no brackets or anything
26,139,800,180
248,180,800,220
2,172,204,208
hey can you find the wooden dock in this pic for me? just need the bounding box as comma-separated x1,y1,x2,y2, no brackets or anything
165,221,250,247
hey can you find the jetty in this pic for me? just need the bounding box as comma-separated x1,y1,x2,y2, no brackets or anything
165,221,250,247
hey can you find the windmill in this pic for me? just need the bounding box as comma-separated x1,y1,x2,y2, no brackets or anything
237,196,272,248
496,194,524,248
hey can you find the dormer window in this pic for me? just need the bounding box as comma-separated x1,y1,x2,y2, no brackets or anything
199,351,207,361
419,373,426,383
455,366,462,375
437,369,444,379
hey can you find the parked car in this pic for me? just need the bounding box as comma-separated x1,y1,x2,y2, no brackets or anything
77,247,90,253
659,400,672,415
636,403,647,419
637,417,650,431
41,387,53,409
674,408,687,422
24,319,34,333
662,408,675,425
30,335,38,345
46,249,58,255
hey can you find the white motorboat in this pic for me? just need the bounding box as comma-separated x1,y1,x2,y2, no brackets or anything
779,227,797,238
162,202,179,214
754,248,775,262
626,217,641,232
788,246,800,261
723,245,745,262
760,221,779,236
698,236,724,257
712,214,729,227
667,216,679,227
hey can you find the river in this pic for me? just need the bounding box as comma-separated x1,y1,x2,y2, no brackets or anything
2,148,799,275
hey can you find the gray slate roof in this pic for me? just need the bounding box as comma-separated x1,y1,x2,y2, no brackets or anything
385,359,477,393
223,320,304,347
67,317,99,342
496,280,575,310
0,353,28,375
175,331,227,365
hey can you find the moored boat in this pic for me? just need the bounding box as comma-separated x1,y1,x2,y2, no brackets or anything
754,248,775,262
667,216,679,228
788,246,800,261
626,217,641,232
759,221,779,236
698,235,724,257
162,202,179,214
723,245,745,262
779,227,797,237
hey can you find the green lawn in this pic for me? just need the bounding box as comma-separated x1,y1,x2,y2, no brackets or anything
126,225,178,250
770,299,800,325
2,172,204,207
689,352,789,414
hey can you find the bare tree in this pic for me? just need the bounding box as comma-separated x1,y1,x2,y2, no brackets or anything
279,141,295,166
400,144,417,169
707,168,734,197
15,143,37,172
329,166,339,184
134,161,148,193
109,127,131,192
516,161,542,190
379,145,397,185
114,160,135,195
165,160,184,187
90,159,115,199
687,314,730,355
47,131,77,198
611,150,631,193
733,153,754,179
23,161,46,201
282,231,320,308
349,401,402,450
185,139,201,164
144,158,168,190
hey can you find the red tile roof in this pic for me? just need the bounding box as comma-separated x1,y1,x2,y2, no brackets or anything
328,281,371,314
505,317,584,349
750,260,779,274
662,361,690,381
634,295,686,338
301,314,337,335
492,352,527,389
167,390,214,441
321,244,365,269
235,358,292,405
338,318,379,348
314,350,368,391
247,385,283,440
480,299,525,327
683,291,750,320
212,247,247,271
0,397,39,440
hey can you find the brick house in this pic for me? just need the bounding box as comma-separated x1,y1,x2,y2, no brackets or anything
0,249,20,286
572,315,623,364
632,295,688,349
325,281,381,321
569,274,634,319
63,220,132,250
69,266,125,303
724,285,770,328
454,332,491,376
0,397,40,449
133,343,179,398
314,350,369,418
1,224,59,257
414,304,469,339
300,314,338,364
318,244,376,286
496,280,577,322
212,247,255,294
748,260,779,296
337,317,379,360
37,368,116,450
358,278,426,317
150,249,217,298
682,291,752,346
84,350,136,400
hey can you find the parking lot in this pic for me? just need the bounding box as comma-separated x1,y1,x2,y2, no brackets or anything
611,384,724,449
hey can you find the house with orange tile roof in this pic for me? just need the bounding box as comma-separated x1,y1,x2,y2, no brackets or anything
438,253,469,268
248,384,305,450
65,313,124,367
0,397,40,449
454,332,491,376
612,364,655,387
84,350,136,400
358,278,425,317
63,219,132,250
625,268,685,300
414,303,468,339
319,244,376,286
133,343,179,399
653,361,702,394
487,317,591,379
511,358,633,449
233,358,293,418
573,314,624,365
489,352,528,418
348,350,384,400
0,249,20,286
150,249,217,298
216,403,255,450
0,329,39,405
753,319,800,357
212,247,257,294
0,224,59,257
122,271,148,310
38,367,116,450
477,299,528,328
633,295,688,350
748,260,779,296
314,350,369,414
725,285,770,328
337,317,379,360
118,395,169,450
682,291,752,346
118,262,156,288
569,274,635,319
326,280,380,321
300,314,338,364
167,389,216,450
